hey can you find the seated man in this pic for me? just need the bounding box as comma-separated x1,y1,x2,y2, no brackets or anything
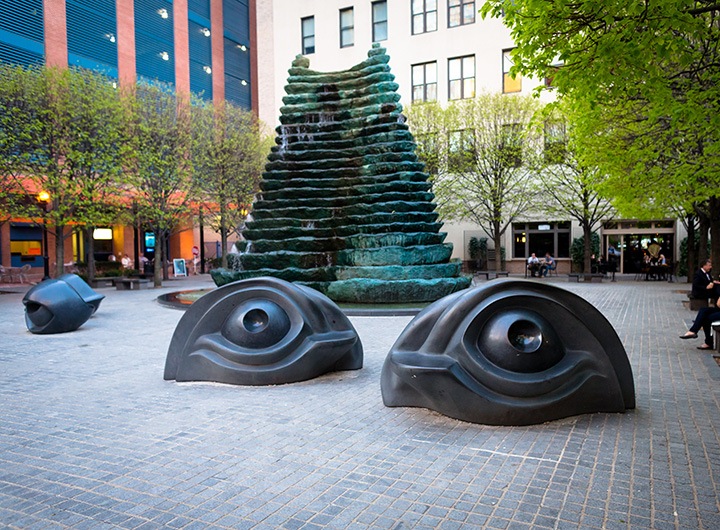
542,252,556,277
527,253,541,277
692,259,720,302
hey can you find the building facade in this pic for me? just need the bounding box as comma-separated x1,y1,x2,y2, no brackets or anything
0,0,256,275
254,0,682,275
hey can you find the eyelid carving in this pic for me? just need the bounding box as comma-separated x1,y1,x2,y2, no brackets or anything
381,280,635,426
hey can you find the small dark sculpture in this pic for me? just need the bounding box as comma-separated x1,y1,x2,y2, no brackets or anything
381,280,635,426
164,277,363,385
57,273,105,314
22,276,103,334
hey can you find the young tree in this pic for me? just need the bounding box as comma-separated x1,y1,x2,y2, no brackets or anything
0,65,130,278
191,101,267,268
408,93,543,272
126,83,194,287
482,0,720,268
537,105,615,278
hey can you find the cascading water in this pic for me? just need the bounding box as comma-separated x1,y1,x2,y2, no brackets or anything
210,44,471,303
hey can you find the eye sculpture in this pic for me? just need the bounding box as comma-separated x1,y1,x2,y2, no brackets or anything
22,274,104,334
164,277,363,385
381,280,635,426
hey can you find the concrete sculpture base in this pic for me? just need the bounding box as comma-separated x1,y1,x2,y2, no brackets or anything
381,280,635,426
22,274,104,334
164,277,363,385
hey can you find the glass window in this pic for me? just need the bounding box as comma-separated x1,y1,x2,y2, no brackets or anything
340,8,354,48
411,61,437,102
448,55,475,100
372,1,388,42
448,129,475,171
448,0,475,28
513,222,571,258
544,121,566,164
412,0,438,35
503,48,522,93
302,16,315,55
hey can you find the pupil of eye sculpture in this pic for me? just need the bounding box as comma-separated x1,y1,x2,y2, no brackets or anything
381,280,635,426
164,277,363,386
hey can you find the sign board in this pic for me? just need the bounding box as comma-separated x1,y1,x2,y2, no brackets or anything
173,258,187,277
192,245,199,256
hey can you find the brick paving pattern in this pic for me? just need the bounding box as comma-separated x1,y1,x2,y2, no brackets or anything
1,277,719,529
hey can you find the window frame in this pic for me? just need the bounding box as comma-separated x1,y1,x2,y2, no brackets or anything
448,0,475,28
502,48,522,93
301,16,315,55
448,54,475,100
411,61,437,103
372,1,388,42
412,0,438,35
339,7,354,48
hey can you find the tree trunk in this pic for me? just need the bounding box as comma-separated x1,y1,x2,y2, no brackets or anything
54,223,65,278
698,213,710,263
686,214,696,284
493,230,502,272
710,197,720,276
153,229,162,288
583,224,593,281
86,227,96,282
220,216,228,269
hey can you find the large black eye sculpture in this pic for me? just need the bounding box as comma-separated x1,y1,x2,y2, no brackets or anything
164,277,363,385
22,276,102,334
381,280,635,426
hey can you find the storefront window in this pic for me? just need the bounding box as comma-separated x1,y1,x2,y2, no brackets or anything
512,222,571,258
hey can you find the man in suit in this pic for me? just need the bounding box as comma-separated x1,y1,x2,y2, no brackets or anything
691,259,720,301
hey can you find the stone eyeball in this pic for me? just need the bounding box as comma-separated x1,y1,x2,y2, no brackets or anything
381,280,635,426
164,277,363,385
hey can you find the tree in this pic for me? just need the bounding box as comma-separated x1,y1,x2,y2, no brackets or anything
126,83,195,287
537,105,615,278
191,101,267,268
407,93,543,271
0,65,130,278
481,0,720,269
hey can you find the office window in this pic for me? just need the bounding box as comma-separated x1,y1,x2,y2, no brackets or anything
448,0,475,28
513,222,571,259
339,8,354,48
503,49,522,93
412,62,437,102
302,16,315,54
372,1,388,42
412,0,438,35
544,122,566,164
448,55,475,100
448,129,475,172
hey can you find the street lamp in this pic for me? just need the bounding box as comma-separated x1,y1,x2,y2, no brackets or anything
37,191,51,280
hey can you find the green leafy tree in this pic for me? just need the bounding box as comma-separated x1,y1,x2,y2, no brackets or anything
191,101,268,268
536,105,615,278
481,0,720,268
407,93,543,272
0,65,130,278
126,83,195,287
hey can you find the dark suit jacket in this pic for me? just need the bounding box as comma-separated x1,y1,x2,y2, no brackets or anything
692,268,717,299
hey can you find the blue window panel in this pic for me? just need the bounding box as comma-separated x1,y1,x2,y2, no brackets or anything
0,0,43,66
224,73,250,109
189,0,211,20
67,0,118,73
223,0,249,43
223,37,249,80
134,0,175,86
189,20,212,100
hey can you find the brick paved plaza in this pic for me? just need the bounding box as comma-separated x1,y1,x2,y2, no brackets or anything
1,276,719,529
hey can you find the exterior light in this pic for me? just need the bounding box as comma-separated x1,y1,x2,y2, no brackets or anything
37,190,50,203
203,66,212,74
237,44,247,51
160,51,169,61
93,228,113,240
241,79,247,86
106,33,116,43
158,8,168,19
201,27,211,37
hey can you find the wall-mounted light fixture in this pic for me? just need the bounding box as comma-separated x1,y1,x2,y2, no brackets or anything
160,51,169,61
237,44,247,52
106,33,116,43
203,66,212,74
241,79,247,86
158,8,168,19
201,27,211,37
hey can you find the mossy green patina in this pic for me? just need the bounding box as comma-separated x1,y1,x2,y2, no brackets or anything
211,45,470,302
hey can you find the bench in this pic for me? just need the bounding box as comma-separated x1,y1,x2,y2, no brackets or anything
687,293,711,311
713,321,720,352
88,277,119,288
474,271,510,280
115,278,152,290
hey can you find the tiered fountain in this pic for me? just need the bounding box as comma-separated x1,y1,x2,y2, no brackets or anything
211,44,470,303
